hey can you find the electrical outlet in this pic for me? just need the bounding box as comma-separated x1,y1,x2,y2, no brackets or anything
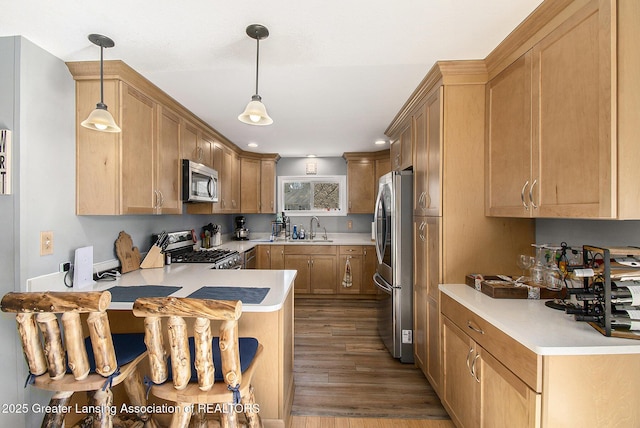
347,220,353,230
59,261,71,272
40,231,54,256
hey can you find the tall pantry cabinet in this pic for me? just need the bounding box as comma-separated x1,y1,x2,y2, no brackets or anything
385,61,534,397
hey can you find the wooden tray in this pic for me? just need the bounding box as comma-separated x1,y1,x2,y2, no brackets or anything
465,274,567,299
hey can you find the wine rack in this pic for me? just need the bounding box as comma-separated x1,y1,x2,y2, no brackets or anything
568,245,640,339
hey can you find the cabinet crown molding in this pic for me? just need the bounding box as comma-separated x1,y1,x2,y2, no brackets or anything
385,60,487,137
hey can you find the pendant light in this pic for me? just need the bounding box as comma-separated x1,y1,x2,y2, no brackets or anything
238,24,273,126
81,34,121,133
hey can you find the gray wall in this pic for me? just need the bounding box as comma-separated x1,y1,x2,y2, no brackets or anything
0,36,24,427
0,36,232,426
536,219,640,249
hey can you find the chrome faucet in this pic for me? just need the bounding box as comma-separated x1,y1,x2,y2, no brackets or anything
309,216,320,240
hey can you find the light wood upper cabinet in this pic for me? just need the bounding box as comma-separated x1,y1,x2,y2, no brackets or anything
120,84,156,214
346,160,375,213
155,106,182,214
390,123,413,171
240,155,278,214
73,75,181,215
486,0,640,219
260,158,277,214
69,60,257,216
216,142,239,213
414,87,443,217
240,157,261,213
485,52,533,217
343,151,390,214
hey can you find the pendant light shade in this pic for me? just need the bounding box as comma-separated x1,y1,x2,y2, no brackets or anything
81,34,121,133
238,24,273,126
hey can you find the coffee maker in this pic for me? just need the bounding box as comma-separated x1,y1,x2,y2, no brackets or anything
234,216,249,240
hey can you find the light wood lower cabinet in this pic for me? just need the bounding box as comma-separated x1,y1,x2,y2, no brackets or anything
442,316,540,428
257,245,284,269
338,246,363,295
441,290,640,427
362,246,377,295
260,244,376,297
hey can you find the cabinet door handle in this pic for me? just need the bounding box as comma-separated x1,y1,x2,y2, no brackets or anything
521,181,530,210
419,222,426,242
467,321,485,335
529,179,538,209
154,190,159,209
471,353,481,383
465,347,474,376
158,190,164,208
266,250,270,256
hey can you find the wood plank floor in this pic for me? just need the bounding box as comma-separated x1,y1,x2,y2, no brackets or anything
292,298,451,422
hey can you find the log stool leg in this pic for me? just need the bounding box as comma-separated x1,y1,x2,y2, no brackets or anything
123,366,159,428
41,390,73,428
187,406,208,428
169,402,192,428
242,385,262,428
219,407,238,428
89,388,113,428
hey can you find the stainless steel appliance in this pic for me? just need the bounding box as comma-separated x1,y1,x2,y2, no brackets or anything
234,216,250,240
373,171,413,363
243,247,257,269
154,230,242,269
182,159,218,203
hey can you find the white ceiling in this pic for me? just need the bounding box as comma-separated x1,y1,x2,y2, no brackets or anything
1,0,543,157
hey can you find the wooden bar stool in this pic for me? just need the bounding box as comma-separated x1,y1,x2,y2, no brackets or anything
0,291,157,428
132,297,263,428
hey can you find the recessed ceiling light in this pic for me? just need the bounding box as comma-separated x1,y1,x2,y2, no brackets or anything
375,140,387,145
248,142,258,148
307,154,317,158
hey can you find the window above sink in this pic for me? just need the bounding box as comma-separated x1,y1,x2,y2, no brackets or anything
277,175,347,216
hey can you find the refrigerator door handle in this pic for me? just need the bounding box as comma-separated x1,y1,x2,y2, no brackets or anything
373,186,384,265
374,273,395,292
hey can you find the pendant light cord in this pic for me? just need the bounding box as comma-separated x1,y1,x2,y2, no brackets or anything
255,37,260,96
99,44,105,107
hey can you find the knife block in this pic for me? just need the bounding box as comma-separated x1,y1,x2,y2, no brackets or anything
140,245,165,269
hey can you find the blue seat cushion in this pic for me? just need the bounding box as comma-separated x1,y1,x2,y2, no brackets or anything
66,333,147,375
167,337,259,382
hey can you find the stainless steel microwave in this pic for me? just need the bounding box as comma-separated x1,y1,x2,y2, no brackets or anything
182,159,218,203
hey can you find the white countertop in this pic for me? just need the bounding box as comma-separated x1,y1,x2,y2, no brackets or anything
29,266,296,313
439,283,640,356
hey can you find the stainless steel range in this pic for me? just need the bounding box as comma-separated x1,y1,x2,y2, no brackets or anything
153,230,242,269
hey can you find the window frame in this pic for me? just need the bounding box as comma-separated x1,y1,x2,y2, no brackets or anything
277,175,347,216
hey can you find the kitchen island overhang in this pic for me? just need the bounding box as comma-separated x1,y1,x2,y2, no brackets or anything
26,266,296,427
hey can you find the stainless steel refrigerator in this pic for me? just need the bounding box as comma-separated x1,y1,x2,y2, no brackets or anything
373,170,413,363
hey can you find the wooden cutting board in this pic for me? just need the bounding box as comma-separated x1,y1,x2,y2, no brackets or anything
466,274,567,299
115,231,141,274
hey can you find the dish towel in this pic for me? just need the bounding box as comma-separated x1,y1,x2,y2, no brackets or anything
342,258,353,288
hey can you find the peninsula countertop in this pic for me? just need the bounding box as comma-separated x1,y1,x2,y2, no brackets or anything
439,283,640,356
28,265,296,313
